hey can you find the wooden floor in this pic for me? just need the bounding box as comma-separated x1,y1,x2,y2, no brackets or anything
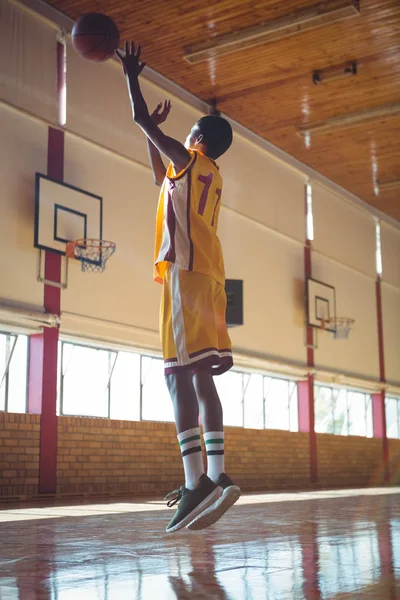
0,488,399,599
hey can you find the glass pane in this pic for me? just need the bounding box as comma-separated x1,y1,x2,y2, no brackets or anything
347,391,367,436
7,335,28,413
243,373,263,429
0,334,6,411
62,343,110,417
289,381,299,432
110,351,140,421
314,386,334,433
265,378,290,431
332,389,348,435
141,356,174,422
386,398,399,439
365,395,373,438
215,370,243,427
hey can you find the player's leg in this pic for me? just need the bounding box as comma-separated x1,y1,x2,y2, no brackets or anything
161,265,220,533
165,370,203,490
193,371,224,482
186,280,241,531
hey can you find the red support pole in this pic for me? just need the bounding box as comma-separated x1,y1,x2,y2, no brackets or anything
29,39,66,494
298,375,317,483
372,390,389,483
374,278,389,483
299,220,318,484
376,279,385,383
305,242,314,370
35,127,63,494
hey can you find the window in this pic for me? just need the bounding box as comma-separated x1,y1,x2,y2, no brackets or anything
306,182,314,241
216,371,298,431
56,340,299,431
315,385,373,437
110,352,141,421
141,356,174,422
375,219,383,276
59,341,141,420
243,373,263,429
215,370,244,427
264,377,298,432
386,397,400,439
0,332,28,413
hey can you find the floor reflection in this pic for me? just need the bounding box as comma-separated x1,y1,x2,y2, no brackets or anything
0,488,399,599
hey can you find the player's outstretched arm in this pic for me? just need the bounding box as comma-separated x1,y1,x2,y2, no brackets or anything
117,41,190,175
147,101,171,186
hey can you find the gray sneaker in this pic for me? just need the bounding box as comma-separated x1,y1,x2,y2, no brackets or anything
165,474,221,533
186,473,241,531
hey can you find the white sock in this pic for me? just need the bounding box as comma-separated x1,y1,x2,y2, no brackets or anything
177,427,204,490
203,431,224,483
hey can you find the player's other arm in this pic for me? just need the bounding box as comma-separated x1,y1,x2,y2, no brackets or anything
117,41,190,175
147,101,172,186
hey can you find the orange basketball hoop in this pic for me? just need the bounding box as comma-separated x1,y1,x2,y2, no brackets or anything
66,239,116,273
321,317,355,339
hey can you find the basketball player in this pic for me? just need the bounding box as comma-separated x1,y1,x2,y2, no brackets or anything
117,41,241,533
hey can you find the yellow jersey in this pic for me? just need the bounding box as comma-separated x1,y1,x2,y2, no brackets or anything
154,149,225,285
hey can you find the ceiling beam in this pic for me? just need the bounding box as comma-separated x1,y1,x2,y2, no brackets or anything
297,102,400,136
184,0,360,64
378,178,400,192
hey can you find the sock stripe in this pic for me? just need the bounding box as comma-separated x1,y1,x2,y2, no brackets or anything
179,434,201,446
204,438,224,445
207,449,225,456
182,445,202,457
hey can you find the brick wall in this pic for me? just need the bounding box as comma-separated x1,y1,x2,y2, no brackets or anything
1,413,398,499
57,418,311,495
57,417,183,496
0,412,40,497
226,428,310,491
317,434,386,488
388,439,400,485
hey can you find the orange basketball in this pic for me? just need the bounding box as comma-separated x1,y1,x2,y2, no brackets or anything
71,13,120,63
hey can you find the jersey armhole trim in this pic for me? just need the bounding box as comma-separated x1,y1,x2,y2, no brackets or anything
168,151,197,182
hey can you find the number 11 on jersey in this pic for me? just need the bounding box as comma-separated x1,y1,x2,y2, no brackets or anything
197,173,222,227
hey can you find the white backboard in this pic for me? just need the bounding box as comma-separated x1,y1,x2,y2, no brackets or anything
34,173,102,255
307,278,336,332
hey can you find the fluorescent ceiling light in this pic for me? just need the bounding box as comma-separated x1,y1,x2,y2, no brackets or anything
312,61,357,84
184,0,360,64
298,102,400,136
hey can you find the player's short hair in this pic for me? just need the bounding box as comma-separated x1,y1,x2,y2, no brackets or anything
194,116,233,159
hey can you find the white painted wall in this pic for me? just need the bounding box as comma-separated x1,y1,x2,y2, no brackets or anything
312,252,379,380
381,284,400,385
0,106,47,308
1,1,399,384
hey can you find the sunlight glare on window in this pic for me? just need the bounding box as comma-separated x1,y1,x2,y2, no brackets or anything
141,356,174,422
215,370,243,427
110,352,141,421
243,373,264,429
7,335,28,413
61,344,110,417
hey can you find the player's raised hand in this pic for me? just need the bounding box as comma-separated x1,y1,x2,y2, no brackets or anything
116,41,146,77
151,100,171,125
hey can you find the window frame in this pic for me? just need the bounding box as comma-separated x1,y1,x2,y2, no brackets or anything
314,383,373,438
0,331,29,413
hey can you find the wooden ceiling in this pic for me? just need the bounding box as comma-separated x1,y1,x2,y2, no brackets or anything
47,0,400,221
